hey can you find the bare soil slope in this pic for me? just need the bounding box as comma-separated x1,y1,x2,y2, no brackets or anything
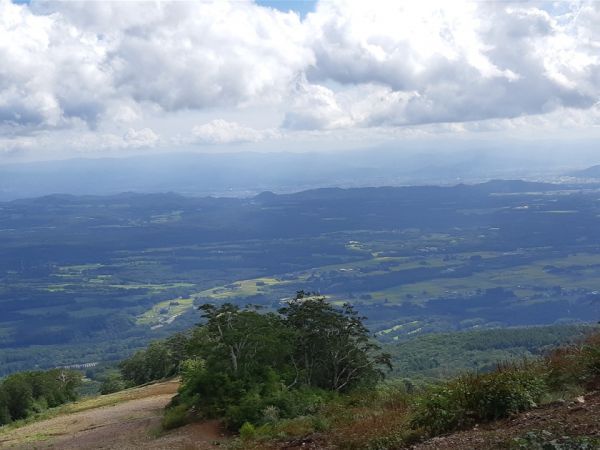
0,380,226,450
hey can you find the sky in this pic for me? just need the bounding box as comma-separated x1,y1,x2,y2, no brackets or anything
1,0,599,163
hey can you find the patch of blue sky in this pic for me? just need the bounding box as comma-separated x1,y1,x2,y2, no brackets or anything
13,1,317,18
255,0,317,18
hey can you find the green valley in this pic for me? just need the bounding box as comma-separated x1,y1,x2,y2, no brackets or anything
1,182,599,376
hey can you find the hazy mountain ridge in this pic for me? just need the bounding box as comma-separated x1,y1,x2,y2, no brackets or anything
0,150,590,201
570,164,600,179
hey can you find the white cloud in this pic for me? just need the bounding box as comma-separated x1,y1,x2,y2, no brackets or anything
0,0,113,130
192,119,278,144
283,77,352,130
123,127,159,148
0,0,599,158
302,1,599,126
37,0,312,111
305,1,508,88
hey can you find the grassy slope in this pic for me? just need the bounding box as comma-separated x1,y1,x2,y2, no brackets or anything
238,327,600,449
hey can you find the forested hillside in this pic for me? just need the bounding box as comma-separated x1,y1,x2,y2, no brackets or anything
1,180,600,375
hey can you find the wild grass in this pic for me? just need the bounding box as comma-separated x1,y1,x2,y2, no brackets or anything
161,404,189,430
238,330,600,449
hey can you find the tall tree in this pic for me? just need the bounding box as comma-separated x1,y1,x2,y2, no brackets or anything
280,291,391,391
2,373,34,420
196,303,293,380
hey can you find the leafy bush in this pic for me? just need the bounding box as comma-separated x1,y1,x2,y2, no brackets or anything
2,373,34,420
233,330,600,447
581,333,600,386
547,332,600,390
252,416,317,440
99,373,126,395
120,332,190,386
0,388,12,425
216,381,331,429
261,405,280,423
412,365,546,435
239,422,256,440
162,404,189,430
360,432,412,450
409,331,600,439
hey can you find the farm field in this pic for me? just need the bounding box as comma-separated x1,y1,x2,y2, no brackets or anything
1,181,600,375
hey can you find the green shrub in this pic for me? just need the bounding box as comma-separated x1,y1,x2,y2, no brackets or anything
161,404,188,430
169,298,391,431
581,333,600,385
245,414,329,441
310,414,330,432
412,365,546,435
31,397,48,414
120,333,191,387
362,432,410,450
261,405,280,423
2,374,34,420
472,367,546,420
99,374,125,395
226,391,264,428
546,332,600,390
239,421,256,440
546,347,585,390
220,384,331,429
267,416,315,438
411,382,471,435
512,430,600,450
0,388,10,425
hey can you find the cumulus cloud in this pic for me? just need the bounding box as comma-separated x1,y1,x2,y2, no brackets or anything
283,77,352,130
36,0,311,110
0,0,112,130
0,0,599,155
123,127,159,148
306,2,512,88
192,119,278,144
301,1,599,127
0,0,311,131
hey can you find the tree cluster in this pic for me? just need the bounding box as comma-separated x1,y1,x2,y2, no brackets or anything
0,369,81,425
119,333,190,387
174,292,391,429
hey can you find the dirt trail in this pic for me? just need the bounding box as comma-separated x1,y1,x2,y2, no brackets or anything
0,380,227,450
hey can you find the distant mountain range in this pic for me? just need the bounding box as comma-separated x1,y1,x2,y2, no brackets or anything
570,164,600,178
0,149,585,201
